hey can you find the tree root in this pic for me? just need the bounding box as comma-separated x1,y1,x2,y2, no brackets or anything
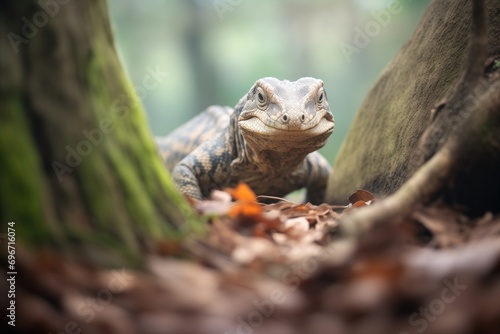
340,0,500,237
341,78,500,236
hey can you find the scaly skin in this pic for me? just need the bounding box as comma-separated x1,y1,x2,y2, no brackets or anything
156,77,335,203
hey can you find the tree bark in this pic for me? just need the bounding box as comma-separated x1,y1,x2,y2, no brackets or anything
0,0,198,265
333,0,500,236
326,0,500,210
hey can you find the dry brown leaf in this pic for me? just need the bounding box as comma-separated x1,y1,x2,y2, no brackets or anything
348,189,375,204
352,200,367,208
341,190,377,215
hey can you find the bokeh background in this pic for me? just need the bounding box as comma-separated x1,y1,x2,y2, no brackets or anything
107,0,431,162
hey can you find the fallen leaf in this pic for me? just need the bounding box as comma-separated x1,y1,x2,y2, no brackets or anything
284,217,310,236
348,189,375,204
225,183,263,218
352,200,367,208
229,201,262,218
226,182,257,202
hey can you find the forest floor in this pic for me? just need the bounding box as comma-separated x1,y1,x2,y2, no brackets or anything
8,184,500,334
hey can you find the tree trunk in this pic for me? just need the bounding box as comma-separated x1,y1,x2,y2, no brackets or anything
0,0,198,265
326,0,500,213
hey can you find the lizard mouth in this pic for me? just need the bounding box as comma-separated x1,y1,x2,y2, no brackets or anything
238,112,334,142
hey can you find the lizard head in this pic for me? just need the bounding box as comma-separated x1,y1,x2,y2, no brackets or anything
238,77,334,156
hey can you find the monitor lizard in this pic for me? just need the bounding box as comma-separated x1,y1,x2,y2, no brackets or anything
156,77,335,204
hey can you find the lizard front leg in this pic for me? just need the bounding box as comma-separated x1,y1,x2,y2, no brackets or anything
304,152,332,204
171,162,204,200
171,136,232,200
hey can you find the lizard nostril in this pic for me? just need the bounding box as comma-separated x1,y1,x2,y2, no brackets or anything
300,113,306,122
281,113,290,124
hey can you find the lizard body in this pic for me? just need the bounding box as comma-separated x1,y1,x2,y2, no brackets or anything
157,77,334,203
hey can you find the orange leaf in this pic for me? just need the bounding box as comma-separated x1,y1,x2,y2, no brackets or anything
226,183,257,202
229,202,262,218
226,183,263,218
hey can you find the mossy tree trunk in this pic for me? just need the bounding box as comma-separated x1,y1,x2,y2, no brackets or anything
326,0,500,214
0,0,198,265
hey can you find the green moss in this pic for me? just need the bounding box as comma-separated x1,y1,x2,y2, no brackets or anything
111,47,203,235
78,51,153,251
81,32,203,250
0,95,47,245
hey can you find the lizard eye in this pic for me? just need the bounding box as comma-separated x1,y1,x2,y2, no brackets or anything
316,87,326,107
317,88,325,105
256,87,267,108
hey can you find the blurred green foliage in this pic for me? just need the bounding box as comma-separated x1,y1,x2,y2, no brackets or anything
108,0,431,162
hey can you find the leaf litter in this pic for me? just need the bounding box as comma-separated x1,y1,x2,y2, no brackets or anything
10,183,500,334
